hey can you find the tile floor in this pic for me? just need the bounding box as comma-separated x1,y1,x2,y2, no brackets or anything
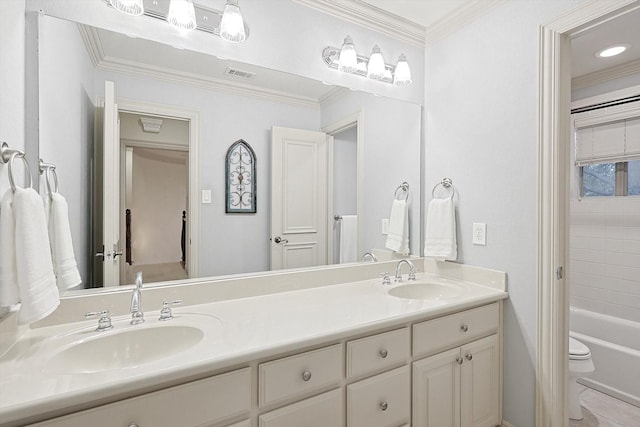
570,384,640,427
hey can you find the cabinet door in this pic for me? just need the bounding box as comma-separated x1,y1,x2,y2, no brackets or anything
460,334,500,427
259,388,343,427
413,348,461,427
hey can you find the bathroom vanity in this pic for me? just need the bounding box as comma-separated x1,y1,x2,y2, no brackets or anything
0,260,507,427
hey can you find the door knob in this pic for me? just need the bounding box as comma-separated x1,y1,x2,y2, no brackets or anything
273,236,288,244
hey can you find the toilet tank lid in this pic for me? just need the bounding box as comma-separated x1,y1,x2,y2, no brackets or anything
569,337,590,356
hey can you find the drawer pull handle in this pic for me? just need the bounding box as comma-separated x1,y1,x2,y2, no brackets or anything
302,370,312,381
456,356,463,365
465,353,473,361
380,401,388,411
460,324,469,333
379,349,388,358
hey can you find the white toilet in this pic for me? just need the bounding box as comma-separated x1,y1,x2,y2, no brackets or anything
568,337,595,420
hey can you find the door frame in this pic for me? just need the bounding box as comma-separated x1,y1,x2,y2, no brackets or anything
536,1,638,425
323,111,364,263
116,98,200,280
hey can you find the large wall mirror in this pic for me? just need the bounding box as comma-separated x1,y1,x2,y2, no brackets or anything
33,13,422,292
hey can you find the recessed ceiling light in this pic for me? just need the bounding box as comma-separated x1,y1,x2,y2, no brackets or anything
596,44,630,58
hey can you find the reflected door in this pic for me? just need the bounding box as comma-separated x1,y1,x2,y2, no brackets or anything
101,80,122,286
270,126,329,270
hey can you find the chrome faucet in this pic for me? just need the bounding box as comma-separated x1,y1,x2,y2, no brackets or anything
394,259,416,283
361,252,378,262
130,272,145,325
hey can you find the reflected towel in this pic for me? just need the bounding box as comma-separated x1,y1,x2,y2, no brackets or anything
48,193,81,290
339,215,358,263
424,198,457,261
13,188,59,324
385,199,409,255
0,190,19,308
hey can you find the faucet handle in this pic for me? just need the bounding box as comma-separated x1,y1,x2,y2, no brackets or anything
159,299,183,321
408,269,417,281
85,309,113,331
380,272,391,285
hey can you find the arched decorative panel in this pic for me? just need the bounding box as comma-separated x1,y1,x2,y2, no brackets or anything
225,139,256,213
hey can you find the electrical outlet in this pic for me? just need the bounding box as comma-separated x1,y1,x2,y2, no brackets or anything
472,223,486,245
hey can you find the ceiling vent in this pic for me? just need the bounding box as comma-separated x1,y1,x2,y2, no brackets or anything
224,67,256,80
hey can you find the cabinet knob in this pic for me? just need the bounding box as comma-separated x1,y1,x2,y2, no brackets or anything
465,353,473,361
460,324,469,333
379,349,388,358
379,401,388,411
455,356,463,365
302,370,312,381
128,424,139,427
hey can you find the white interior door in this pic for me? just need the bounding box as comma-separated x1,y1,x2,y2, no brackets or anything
102,80,121,286
271,126,328,270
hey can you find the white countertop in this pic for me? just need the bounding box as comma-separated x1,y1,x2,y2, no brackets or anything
0,273,507,426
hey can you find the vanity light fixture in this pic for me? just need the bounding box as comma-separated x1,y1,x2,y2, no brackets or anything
322,37,412,87
108,0,144,16
220,0,247,43
102,0,249,42
167,0,197,32
596,44,630,58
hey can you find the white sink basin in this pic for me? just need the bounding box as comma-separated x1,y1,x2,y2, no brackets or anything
387,281,466,300
45,324,204,374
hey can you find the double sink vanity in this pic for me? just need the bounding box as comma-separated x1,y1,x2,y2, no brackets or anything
0,259,507,427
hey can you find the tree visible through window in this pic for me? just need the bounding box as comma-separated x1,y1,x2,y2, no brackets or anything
582,163,615,196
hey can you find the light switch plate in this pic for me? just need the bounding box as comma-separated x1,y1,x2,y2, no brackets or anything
381,218,389,235
201,189,211,204
472,223,486,245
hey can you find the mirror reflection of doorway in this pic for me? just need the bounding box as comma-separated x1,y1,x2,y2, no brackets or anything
119,113,189,284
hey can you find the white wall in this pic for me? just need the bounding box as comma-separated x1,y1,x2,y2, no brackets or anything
38,15,96,286
321,92,421,257
332,126,357,264
572,73,640,101
424,1,587,425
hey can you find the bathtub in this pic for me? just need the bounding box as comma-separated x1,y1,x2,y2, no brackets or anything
570,306,640,407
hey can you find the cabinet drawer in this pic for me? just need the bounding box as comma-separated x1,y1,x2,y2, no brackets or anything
259,388,343,427
29,367,251,427
346,327,409,379
413,303,499,358
347,365,410,427
227,421,251,427
259,344,342,407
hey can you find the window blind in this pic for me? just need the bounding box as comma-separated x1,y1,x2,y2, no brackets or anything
576,116,640,166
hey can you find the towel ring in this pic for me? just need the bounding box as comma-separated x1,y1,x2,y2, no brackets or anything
39,159,59,196
394,182,410,201
7,152,34,193
431,178,455,200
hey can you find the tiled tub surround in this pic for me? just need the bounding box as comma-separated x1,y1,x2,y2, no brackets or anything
0,259,507,426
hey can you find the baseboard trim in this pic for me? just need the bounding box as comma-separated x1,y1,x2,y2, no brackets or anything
502,421,517,427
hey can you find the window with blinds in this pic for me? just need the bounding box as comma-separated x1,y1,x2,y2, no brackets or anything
575,114,640,197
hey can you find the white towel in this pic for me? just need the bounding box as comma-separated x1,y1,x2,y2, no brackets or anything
48,193,82,291
385,199,410,255
0,190,19,308
424,198,457,261
13,188,59,324
339,215,358,263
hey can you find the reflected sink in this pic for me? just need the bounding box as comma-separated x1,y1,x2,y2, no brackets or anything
45,325,204,374
387,281,466,300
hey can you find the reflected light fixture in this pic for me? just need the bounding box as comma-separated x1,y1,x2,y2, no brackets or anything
322,36,412,87
338,36,358,73
366,45,385,80
596,44,630,58
108,0,144,16
167,0,197,31
393,54,412,86
220,0,247,43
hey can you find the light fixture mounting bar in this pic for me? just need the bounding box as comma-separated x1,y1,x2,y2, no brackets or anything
322,46,394,84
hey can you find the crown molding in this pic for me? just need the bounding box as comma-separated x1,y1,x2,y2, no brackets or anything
425,0,507,45
293,0,426,48
572,58,640,90
79,26,320,110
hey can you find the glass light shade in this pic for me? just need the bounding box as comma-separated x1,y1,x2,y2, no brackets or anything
167,0,197,31
220,0,247,43
108,0,144,16
393,54,412,86
367,45,386,80
338,36,358,73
